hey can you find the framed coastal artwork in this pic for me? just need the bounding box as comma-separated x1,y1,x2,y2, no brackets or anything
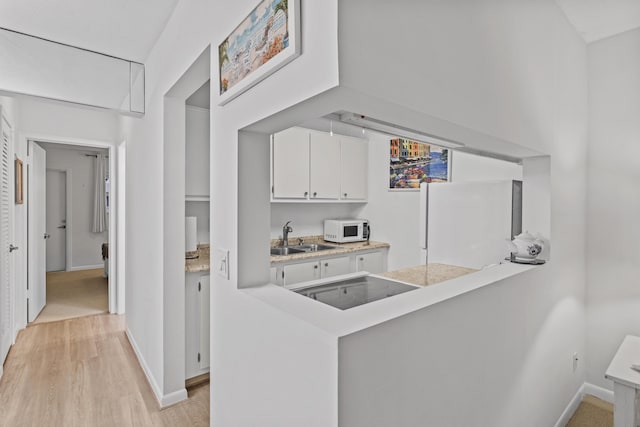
389,138,451,190
14,158,23,204
218,0,301,105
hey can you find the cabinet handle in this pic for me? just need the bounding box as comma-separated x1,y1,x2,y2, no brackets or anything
304,191,308,197
344,193,348,197
359,257,364,261
314,265,318,269
313,192,317,197
324,263,329,267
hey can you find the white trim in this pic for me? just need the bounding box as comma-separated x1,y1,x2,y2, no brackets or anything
584,382,614,403
554,383,584,427
116,141,126,314
161,388,189,408
69,264,104,271
125,328,188,408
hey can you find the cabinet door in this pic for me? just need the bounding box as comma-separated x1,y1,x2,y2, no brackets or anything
270,267,278,285
198,275,210,370
309,131,340,199
185,107,210,198
340,137,368,200
185,273,208,379
272,127,310,199
320,256,351,278
356,251,384,274
283,260,320,286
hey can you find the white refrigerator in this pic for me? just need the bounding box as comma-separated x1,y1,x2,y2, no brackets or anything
419,180,522,269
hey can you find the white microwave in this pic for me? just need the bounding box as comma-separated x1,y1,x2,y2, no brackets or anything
324,219,370,243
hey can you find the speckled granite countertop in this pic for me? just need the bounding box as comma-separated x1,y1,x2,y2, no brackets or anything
270,235,389,264
185,245,210,273
382,263,477,287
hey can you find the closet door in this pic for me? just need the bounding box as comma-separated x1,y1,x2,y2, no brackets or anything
0,114,13,367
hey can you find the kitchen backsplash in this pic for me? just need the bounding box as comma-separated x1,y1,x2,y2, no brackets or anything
270,203,364,239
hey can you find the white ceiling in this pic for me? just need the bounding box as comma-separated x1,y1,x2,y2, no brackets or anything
0,0,179,62
555,0,640,43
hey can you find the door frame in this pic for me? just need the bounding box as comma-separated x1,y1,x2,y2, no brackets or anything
20,132,119,318
45,168,72,272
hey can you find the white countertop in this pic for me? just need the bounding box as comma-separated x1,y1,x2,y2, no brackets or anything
243,261,540,338
605,335,640,389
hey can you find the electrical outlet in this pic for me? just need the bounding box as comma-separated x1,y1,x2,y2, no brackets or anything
573,352,579,372
215,248,229,279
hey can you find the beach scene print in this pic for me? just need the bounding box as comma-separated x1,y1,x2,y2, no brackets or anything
219,0,290,95
389,138,449,189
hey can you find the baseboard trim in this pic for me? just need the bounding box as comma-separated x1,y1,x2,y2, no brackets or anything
161,388,189,408
69,264,104,272
554,383,585,427
125,328,164,407
584,382,614,403
125,329,188,409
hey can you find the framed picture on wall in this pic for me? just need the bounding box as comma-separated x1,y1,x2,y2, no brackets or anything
15,158,23,204
217,0,301,105
389,138,451,190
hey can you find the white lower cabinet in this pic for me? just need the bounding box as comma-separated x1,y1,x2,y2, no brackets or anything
320,256,351,278
283,260,321,286
356,251,384,274
277,248,388,288
185,272,210,380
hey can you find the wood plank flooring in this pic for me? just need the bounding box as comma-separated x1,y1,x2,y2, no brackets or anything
34,269,108,324
0,314,209,427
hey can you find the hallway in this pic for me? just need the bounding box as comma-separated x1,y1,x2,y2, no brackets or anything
0,314,209,427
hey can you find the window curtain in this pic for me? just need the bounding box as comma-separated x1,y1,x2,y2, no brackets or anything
92,153,107,232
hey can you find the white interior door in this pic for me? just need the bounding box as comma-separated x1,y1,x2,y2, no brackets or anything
0,115,14,367
28,142,46,322
45,170,66,272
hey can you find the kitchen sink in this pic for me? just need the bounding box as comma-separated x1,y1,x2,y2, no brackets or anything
270,243,337,256
295,243,336,252
270,247,305,256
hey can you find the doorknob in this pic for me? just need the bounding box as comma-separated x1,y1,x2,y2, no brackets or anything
9,245,18,252
57,225,66,229
44,233,50,239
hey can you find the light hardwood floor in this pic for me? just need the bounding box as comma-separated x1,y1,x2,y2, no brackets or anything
0,314,209,427
34,269,109,324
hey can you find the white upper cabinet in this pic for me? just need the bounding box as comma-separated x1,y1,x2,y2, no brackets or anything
272,127,310,199
340,136,368,200
185,107,210,199
309,131,340,199
272,127,368,202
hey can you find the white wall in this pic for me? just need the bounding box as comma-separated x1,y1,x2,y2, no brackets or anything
270,203,362,240
119,0,340,411
41,145,108,269
452,151,523,182
336,0,588,426
586,28,640,391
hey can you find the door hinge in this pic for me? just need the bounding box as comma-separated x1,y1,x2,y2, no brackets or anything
197,352,201,363
198,281,201,292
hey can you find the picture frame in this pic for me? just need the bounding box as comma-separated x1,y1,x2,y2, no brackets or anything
15,158,23,204
389,138,452,191
217,0,301,106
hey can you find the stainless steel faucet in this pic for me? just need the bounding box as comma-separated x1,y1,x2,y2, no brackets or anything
283,221,293,246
